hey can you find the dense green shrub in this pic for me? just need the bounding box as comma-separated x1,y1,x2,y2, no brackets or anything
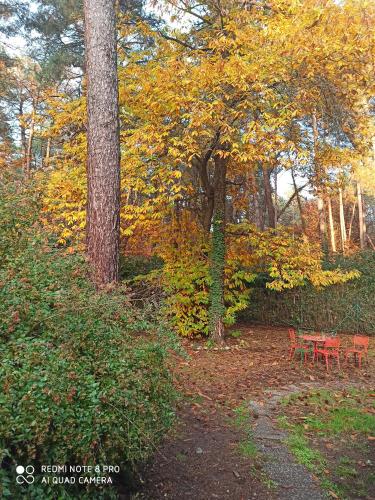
0,176,176,498
241,252,375,335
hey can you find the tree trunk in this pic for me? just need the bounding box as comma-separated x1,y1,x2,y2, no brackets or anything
274,168,278,227
25,103,35,177
44,137,51,168
348,200,357,243
209,154,227,344
249,168,264,230
291,168,306,234
327,195,336,253
338,188,347,253
317,197,327,250
19,98,27,166
357,182,366,250
84,0,121,285
312,112,327,251
262,164,276,229
254,191,264,230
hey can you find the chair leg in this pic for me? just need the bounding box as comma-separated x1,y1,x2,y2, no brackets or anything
337,354,340,370
325,355,329,372
358,353,362,369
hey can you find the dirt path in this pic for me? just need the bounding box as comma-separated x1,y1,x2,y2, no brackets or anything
139,406,273,500
133,326,375,500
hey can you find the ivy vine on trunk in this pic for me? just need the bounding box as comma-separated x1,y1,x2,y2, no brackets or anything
209,154,227,343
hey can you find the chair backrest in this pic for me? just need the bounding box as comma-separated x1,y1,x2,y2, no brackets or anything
288,328,297,343
325,337,340,349
353,335,369,351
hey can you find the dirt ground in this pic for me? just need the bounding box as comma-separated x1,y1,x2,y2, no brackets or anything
131,325,375,500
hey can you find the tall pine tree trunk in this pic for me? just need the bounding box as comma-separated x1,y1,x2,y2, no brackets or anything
84,0,120,285
209,154,227,344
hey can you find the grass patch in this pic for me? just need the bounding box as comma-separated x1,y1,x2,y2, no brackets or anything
277,389,375,499
233,402,251,428
286,431,326,474
304,407,375,435
232,402,259,460
238,440,258,458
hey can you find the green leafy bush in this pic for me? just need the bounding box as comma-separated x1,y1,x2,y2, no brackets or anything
0,176,176,498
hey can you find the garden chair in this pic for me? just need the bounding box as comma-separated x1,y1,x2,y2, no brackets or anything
288,328,310,363
315,337,341,371
344,335,369,368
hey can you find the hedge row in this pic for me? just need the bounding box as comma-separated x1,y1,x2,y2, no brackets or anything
241,252,375,335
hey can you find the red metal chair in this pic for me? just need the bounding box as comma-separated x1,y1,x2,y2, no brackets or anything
345,336,369,368
315,337,341,371
288,328,310,363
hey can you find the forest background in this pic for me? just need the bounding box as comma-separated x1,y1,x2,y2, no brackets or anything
0,1,374,495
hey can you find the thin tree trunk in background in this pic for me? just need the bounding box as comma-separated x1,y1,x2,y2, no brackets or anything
291,168,306,234
338,188,347,253
40,141,43,168
84,0,120,285
19,98,27,167
44,137,51,167
366,234,375,250
317,196,327,250
274,168,278,227
327,195,336,253
248,167,264,230
256,191,265,231
262,165,276,229
348,200,357,242
312,112,327,251
209,154,227,344
25,103,35,178
357,181,366,250
277,182,308,221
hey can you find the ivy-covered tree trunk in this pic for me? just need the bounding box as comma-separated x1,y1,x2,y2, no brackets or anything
209,154,227,343
83,0,120,285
